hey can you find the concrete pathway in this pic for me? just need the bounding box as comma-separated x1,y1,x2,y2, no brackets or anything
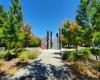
11,49,76,80
37,49,63,66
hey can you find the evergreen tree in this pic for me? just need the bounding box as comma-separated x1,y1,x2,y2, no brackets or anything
76,0,92,29
0,5,5,46
10,0,25,48
93,0,100,31
0,5,4,28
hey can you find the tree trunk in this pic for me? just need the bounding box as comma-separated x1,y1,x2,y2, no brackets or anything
75,45,78,53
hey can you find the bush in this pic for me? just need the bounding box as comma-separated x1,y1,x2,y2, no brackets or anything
62,51,78,61
13,48,24,54
78,49,92,60
71,62,100,79
62,49,92,61
0,50,7,59
92,61,100,72
62,51,71,60
18,51,38,61
68,51,78,61
18,52,28,61
28,52,38,59
90,48,100,56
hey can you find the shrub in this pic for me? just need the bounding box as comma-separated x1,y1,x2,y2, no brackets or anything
78,49,92,60
18,52,28,61
62,49,92,61
62,51,71,60
92,61,100,72
18,51,38,61
71,62,100,79
28,52,38,59
68,51,78,61
62,51,78,61
0,60,5,67
13,48,24,54
0,50,7,59
90,48,100,56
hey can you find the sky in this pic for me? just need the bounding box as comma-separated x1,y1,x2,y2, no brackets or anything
0,0,80,38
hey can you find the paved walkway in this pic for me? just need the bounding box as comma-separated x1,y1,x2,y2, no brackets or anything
11,49,76,80
37,49,63,66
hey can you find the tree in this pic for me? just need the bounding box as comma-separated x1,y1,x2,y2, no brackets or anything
81,28,92,47
29,37,41,47
76,0,100,47
76,0,100,60
9,0,25,49
0,5,4,46
0,0,25,51
91,0,100,31
76,0,92,29
0,5,4,28
62,20,82,52
86,0,96,28
62,20,72,48
23,24,32,47
93,32,100,47
69,22,82,52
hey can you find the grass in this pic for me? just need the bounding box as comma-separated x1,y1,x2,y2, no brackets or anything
71,62,100,79
0,50,7,59
18,52,29,61
91,61,100,72
62,49,92,61
18,51,38,61
0,60,5,67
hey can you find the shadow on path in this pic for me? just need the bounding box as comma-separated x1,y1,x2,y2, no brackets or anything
13,60,73,80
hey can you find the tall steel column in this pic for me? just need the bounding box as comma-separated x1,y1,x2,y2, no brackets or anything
50,31,52,49
59,28,61,50
56,33,59,49
47,31,49,49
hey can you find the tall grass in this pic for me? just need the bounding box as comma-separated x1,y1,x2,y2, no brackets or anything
18,51,38,61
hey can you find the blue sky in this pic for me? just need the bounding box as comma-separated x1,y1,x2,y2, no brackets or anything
0,0,80,38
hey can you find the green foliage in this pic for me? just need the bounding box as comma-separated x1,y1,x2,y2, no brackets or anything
90,48,100,56
81,29,92,47
18,52,28,61
92,61,100,72
76,0,91,29
62,51,78,61
93,32,100,46
76,0,100,48
28,52,38,59
62,20,72,47
79,49,92,60
62,20,82,50
0,50,7,59
18,51,38,61
62,49,92,61
29,37,41,47
68,51,78,61
0,5,4,28
86,0,96,28
62,51,71,60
